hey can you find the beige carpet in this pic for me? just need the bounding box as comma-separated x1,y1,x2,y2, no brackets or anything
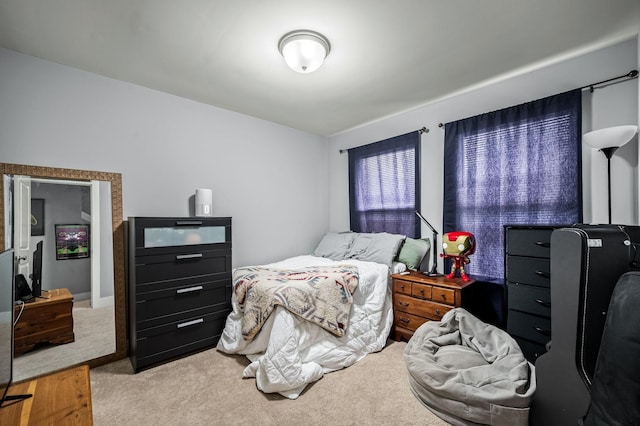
13,304,115,382
91,339,451,426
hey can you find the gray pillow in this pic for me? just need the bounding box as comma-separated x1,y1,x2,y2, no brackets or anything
346,232,406,268
397,237,431,270
312,232,355,260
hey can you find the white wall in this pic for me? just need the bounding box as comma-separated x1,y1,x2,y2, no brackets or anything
328,37,639,271
2,36,637,270
0,48,330,268
583,75,638,224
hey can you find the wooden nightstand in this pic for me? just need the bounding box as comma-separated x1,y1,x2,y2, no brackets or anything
14,288,75,356
391,272,475,341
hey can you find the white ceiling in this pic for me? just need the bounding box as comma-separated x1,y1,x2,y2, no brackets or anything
0,0,638,137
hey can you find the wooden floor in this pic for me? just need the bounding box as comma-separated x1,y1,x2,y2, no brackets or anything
0,365,93,425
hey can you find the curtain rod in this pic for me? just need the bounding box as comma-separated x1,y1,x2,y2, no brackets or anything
581,69,638,92
339,126,429,154
435,69,639,129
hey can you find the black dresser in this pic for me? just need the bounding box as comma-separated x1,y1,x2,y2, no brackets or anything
127,217,232,372
505,225,561,363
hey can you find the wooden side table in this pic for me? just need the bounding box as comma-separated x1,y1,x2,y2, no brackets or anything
391,272,475,341
0,365,93,425
14,288,75,356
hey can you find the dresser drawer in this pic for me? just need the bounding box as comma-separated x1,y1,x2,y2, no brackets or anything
134,249,231,286
134,310,228,365
506,228,553,258
507,310,551,345
394,310,429,332
508,282,551,318
506,256,550,288
411,283,432,300
134,278,230,325
131,217,232,256
514,337,548,363
394,294,452,320
393,279,412,296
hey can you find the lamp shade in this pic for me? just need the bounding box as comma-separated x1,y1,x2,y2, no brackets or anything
583,125,638,150
278,30,330,73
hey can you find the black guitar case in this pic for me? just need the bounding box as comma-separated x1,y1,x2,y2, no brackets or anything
530,225,636,426
583,271,640,425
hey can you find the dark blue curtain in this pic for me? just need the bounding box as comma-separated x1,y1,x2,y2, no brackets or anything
349,131,420,238
443,89,582,282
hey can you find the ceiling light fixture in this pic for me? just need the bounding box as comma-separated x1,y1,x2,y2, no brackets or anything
278,30,330,74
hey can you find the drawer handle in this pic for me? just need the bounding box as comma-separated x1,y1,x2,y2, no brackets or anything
176,220,202,226
176,253,203,260
535,298,551,308
399,301,410,307
400,285,405,291
177,285,204,294
535,270,550,278
435,308,441,315
439,294,446,300
534,326,551,337
399,317,410,324
534,241,551,248
177,318,204,329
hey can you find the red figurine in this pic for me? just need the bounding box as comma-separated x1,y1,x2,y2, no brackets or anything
440,231,476,281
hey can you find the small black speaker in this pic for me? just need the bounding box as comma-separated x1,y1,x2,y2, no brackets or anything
15,274,32,301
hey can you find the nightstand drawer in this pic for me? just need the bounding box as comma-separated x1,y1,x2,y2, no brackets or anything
432,287,455,304
394,294,451,320
506,228,553,258
394,311,428,332
507,310,551,345
508,282,551,317
506,256,550,287
411,283,432,300
393,279,412,296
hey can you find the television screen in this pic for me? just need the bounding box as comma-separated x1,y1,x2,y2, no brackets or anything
0,248,14,405
31,241,43,298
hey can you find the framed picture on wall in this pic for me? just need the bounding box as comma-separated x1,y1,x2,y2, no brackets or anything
55,224,90,260
31,198,45,236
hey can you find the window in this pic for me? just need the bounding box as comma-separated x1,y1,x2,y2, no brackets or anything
348,131,420,238
443,89,582,281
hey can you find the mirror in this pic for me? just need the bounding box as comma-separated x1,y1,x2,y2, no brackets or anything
0,163,126,378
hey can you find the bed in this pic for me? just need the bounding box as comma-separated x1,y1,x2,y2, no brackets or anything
216,231,430,399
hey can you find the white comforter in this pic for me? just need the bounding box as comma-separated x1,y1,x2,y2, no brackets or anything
216,255,393,399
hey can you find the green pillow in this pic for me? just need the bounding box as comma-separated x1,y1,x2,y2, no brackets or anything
397,238,430,270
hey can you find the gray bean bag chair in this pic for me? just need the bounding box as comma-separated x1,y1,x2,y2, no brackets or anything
404,308,535,426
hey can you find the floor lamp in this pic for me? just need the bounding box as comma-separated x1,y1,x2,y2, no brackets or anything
583,125,638,224
415,210,441,276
